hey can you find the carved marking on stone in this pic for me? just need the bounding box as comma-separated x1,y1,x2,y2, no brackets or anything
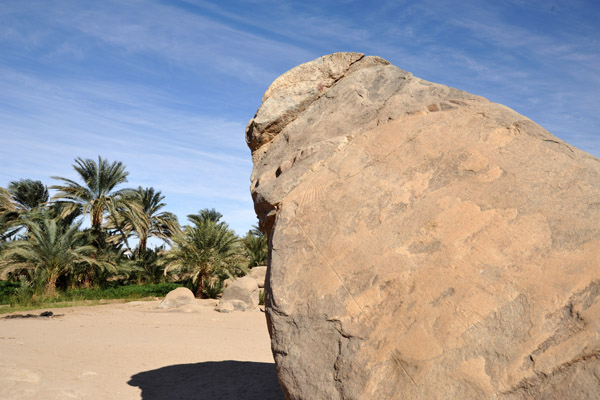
299,185,327,208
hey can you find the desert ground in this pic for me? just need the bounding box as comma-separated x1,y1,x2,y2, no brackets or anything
0,300,282,399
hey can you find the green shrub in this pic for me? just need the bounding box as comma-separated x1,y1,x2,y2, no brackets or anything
0,281,20,304
11,277,37,307
61,282,182,301
201,278,223,299
1,282,183,308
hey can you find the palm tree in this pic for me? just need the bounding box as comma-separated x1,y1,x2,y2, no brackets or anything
163,211,244,297
107,186,179,256
50,156,138,286
7,179,49,210
51,156,135,230
0,180,49,241
133,245,166,284
242,225,268,268
70,226,137,288
0,217,108,295
0,186,19,241
187,208,223,226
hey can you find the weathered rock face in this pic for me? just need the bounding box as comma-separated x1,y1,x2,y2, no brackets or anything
246,52,600,399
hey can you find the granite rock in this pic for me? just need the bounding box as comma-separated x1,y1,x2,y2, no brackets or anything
247,53,600,399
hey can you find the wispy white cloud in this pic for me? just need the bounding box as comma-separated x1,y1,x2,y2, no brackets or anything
59,0,312,83
0,62,256,233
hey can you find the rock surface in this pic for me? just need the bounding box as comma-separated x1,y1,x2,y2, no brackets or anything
248,266,267,288
247,52,600,399
158,287,195,309
217,276,260,312
215,299,250,313
225,267,266,289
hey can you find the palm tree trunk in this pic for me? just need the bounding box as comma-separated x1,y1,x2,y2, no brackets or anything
82,273,93,288
195,278,205,299
138,236,147,257
92,204,103,230
45,272,59,297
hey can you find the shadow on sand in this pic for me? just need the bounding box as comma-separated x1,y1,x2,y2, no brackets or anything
128,360,283,400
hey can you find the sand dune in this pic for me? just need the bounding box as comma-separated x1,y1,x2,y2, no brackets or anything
0,300,282,399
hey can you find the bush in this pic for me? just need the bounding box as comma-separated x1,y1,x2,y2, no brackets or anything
60,283,183,301
1,282,184,307
201,278,224,299
0,280,20,304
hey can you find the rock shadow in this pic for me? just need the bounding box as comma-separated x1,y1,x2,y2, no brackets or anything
128,360,283,400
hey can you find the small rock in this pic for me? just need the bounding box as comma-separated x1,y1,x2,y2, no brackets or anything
215,300,249,313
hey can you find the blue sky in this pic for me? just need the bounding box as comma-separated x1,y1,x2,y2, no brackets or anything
1,0,598,237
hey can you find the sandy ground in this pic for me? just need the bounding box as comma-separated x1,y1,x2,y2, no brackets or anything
0,300,282,399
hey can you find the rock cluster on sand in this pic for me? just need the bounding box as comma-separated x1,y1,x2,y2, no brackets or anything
247,52,600,399
216,276,260,313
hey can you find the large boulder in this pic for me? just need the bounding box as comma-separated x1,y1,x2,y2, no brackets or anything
158,287,195,309
216,276,259,312
224,267,266,288
247,53,600,399
248,266,267,288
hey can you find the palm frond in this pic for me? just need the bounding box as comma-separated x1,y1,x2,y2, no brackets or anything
51,156,131,230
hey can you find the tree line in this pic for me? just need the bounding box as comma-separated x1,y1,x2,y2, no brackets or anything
0,156,267,300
